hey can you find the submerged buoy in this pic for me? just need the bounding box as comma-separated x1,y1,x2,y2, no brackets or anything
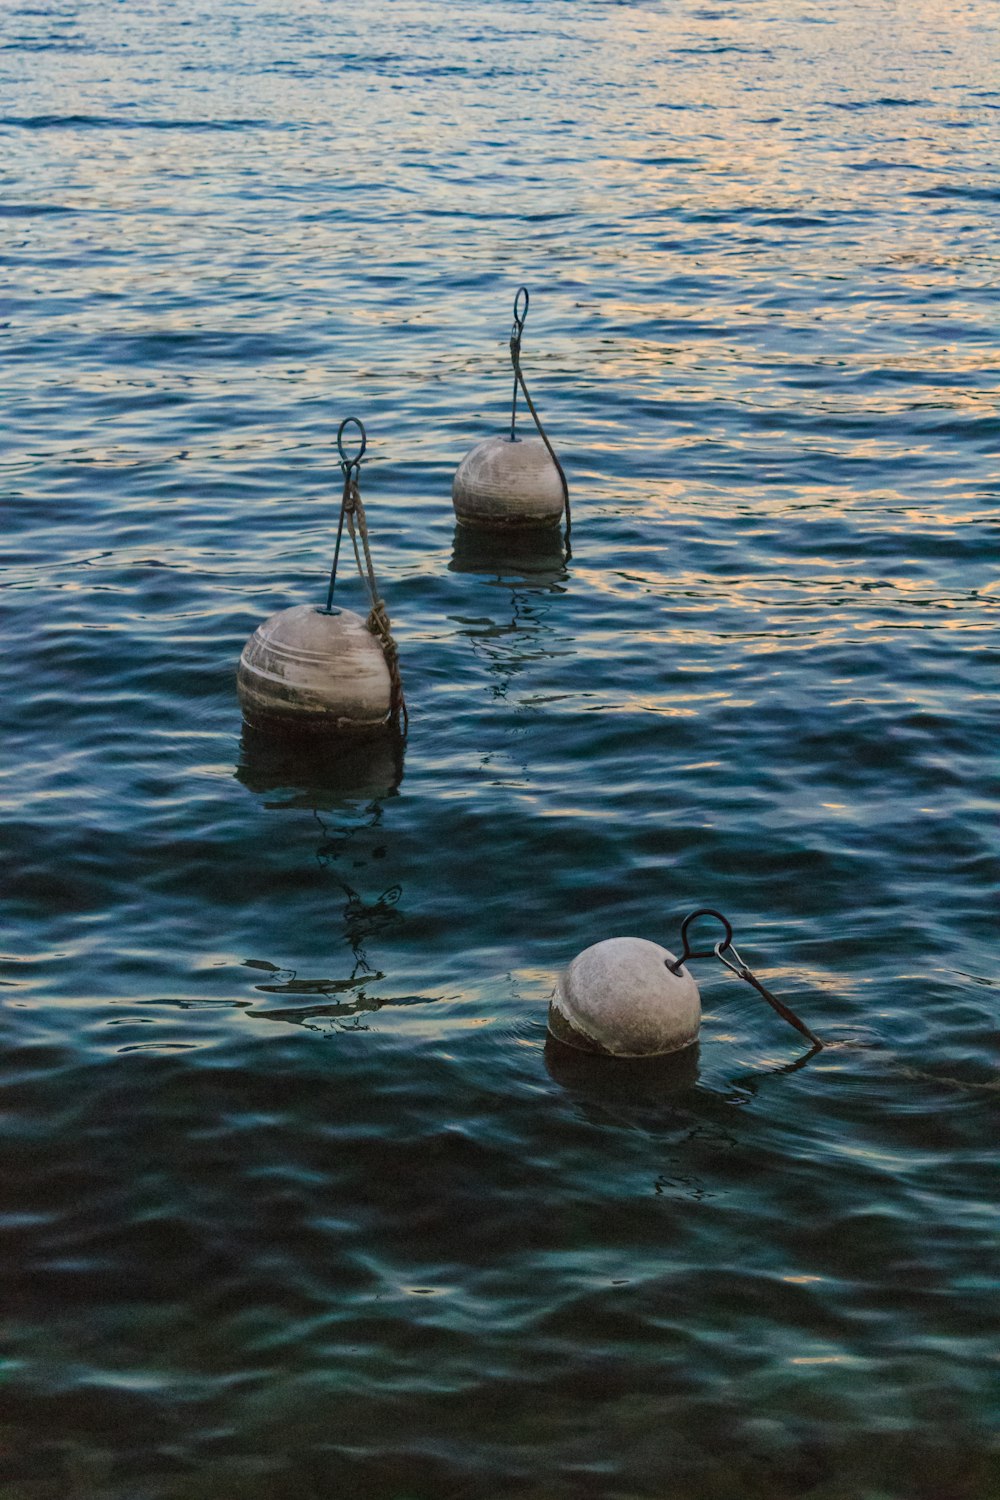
453,287,570,533
548,910,824,1060
237,603,392,735
549,937,701,1058
236,417,406,739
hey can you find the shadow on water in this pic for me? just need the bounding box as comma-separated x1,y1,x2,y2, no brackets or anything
235,721,405,808
544,1035,701,1128
449,521,569,586
545,1029,835,1133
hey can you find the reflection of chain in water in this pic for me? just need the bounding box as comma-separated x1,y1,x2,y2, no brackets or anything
654,1172,717,1202
462,590,565,704
245,952,382,1033
337,880,402,977
727,1043,824,1099
251,966,379,997
311,801,384,868
308,806,403,979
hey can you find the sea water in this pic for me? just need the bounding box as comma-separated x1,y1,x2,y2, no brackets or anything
1,1,998,1494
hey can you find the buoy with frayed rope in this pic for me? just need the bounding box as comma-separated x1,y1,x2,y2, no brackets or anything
453,287,570,535
548,909,823,1060
237,418,407,738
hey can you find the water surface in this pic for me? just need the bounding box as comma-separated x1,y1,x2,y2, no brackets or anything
1,1,998,1495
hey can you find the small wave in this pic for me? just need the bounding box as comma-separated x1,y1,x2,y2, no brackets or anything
0,113,273,131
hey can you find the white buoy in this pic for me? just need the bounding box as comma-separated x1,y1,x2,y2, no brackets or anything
237,604,392,736
453,287,570,533
237,416,406,739
548,937,701,1058
549,909,824,1060
452,434,565,529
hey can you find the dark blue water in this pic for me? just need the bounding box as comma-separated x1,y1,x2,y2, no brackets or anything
2,1,998,1494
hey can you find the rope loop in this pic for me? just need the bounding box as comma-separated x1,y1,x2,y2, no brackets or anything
322,421,407,734
344,474,407,734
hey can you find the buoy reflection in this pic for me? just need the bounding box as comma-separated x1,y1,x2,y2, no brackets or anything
544,1034,700,1125
236,722,405,807
449,522,569,585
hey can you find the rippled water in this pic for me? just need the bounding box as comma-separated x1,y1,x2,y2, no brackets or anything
2,0,999,1494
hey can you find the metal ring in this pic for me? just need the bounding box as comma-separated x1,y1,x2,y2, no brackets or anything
667,908,735,973
513,286,529,331
337,416,367,469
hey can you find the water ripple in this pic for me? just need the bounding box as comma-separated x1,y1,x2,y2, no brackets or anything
1,0,998,1493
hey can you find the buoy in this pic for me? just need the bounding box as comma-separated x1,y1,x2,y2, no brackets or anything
238,603,392,735
548,910,824,1059
453,434,565,528
452,287,570,534
549,937,700,1058
236,418,406,738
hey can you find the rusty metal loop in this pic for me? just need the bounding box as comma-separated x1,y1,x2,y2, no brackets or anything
337,416,367,474
512,285,529,341
667,908,734,974
667,908,823,1049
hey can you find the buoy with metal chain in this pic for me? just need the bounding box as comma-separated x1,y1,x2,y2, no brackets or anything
549,909,824,1059
237,419,407,738
453,287,571,534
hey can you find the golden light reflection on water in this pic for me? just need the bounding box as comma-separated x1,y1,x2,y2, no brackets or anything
790,1355,854,1366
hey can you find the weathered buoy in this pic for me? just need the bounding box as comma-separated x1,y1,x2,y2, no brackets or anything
548,909,824,1060
549,937,700,1058
237,603,392,735
236,418,406,738
453,434,564,528
452,287,570,534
